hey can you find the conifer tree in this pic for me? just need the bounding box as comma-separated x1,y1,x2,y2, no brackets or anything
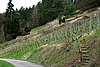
3,0,20,40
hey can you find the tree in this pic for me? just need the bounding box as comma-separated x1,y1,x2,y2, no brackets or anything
37,0,76,25
37,0,64,25
3,0,20,40
63,0,75,16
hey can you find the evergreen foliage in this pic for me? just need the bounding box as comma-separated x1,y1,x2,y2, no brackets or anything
88,0,100,7
3,0,20,40
18,6,33,30
37,0,75,25
63,0,75,16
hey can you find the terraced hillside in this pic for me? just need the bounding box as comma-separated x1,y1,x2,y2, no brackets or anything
0,11,100,67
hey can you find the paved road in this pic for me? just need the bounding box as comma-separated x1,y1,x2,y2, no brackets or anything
0,58,43,67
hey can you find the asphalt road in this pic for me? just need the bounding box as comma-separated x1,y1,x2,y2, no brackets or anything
0,58,43,67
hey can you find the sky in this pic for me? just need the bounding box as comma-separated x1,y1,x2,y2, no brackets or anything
0,0,41,13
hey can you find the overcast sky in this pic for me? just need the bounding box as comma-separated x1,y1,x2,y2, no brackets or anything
0,0,41,13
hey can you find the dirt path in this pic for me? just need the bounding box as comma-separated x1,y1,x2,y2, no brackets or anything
0,58,43,67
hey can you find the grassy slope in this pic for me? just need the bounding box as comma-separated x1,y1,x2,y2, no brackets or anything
0,60,14,67
0,27,100,67
0,11,100,67
0,23,76,67
30,29,100,67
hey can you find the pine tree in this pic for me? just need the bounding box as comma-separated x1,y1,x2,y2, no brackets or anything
63,0,75,16
3,0,20,40
37,0,64,24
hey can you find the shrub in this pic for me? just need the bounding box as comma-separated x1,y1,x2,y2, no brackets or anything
63,1,76,16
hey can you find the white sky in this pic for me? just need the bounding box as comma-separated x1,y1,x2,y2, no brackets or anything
0,0,41,13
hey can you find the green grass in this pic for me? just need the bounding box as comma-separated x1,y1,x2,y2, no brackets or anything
30,24,49,34
0,60,14,67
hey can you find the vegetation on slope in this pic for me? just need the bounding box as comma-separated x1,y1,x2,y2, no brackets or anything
2,0,100,42
0,29,100,67
0,17,100,67
0,8,100,67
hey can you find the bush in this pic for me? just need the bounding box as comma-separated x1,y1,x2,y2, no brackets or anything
63,1,76,16
0,39,6,43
